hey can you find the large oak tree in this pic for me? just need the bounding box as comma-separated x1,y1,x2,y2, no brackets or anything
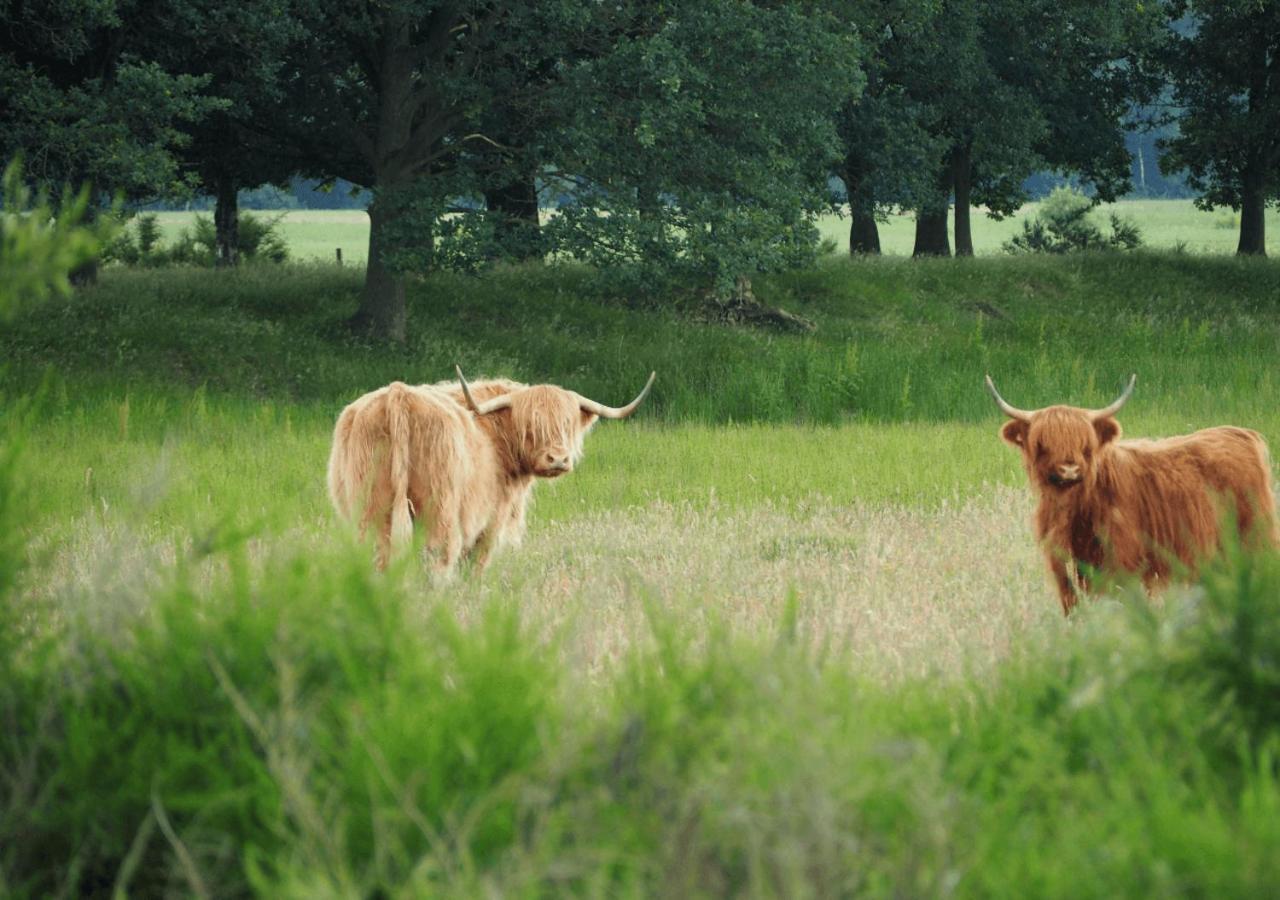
1158,1,1280,256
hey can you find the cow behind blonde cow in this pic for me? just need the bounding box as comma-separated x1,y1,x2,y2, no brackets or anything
987,374,1279,614
328,367,655,576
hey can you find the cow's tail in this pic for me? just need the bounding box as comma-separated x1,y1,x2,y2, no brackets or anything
386,382,414,551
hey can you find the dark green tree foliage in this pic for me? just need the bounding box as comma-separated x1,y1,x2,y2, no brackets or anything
900,0,1042,257
0,1,216,202
274,1,859,340
544,1,861,297
271,1,599,341
1159,1,1280,256
139,1,310,266
834,1,946,255
905,0,1158,257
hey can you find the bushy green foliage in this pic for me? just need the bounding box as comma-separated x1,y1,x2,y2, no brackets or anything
3,527,1279,895
7,252,1280,428
192,213,289,264
1005,187,1144,254
0,160,112,319
104,212,289,267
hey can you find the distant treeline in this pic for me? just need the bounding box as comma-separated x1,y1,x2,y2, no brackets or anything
162,132,1190,214
144,177,371,212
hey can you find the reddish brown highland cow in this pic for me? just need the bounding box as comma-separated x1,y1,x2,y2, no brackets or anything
328,367,655,576
987,374,1279,614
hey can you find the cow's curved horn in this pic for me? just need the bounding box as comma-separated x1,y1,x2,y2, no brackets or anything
984,375,1033,422
455,365,514,416
1090,373,1137,420
576,371,656,419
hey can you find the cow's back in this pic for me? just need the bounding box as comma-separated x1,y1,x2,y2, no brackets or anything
328,383,472,521
1110,426,1278,558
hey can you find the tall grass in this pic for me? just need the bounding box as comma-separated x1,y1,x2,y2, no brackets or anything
4,252,1280,426
4,524,1279,896
5,254,1280,895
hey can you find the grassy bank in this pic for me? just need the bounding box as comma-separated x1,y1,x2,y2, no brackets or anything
5,252,1280,895
6,251,1280,426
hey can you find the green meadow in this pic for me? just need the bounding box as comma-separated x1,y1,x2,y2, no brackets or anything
148,198,1280,264
5,250,1280,895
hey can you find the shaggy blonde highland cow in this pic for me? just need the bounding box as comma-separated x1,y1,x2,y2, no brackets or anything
328,367,655,576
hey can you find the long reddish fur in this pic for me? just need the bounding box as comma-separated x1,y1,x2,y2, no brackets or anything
1002,409,1279,614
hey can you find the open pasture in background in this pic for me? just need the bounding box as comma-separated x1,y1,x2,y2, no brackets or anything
815,198,1280,256
143,198,1280,265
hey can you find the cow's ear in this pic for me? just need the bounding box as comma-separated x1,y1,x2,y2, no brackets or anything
580,409,599,430
1001,420,1029,449
1093,416,1121,445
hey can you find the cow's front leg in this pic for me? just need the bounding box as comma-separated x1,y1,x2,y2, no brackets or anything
1045,550,1080,616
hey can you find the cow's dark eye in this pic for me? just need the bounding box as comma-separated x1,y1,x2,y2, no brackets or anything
1034,445,1046,460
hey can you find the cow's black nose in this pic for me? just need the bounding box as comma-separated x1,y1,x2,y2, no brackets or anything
1048,472,1063,486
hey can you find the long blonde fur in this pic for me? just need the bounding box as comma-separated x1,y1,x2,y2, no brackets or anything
327,374,630,577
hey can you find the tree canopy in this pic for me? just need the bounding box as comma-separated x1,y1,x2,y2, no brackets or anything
1157,0,1280,256
0,0,1267,333
0,0,217,202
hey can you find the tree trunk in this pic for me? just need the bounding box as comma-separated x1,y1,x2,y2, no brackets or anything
952,145,974,257
914,164,953,257
351,200,407,343
1238,168,1267,257
214,174,240,267
913,207,951,257
849,208,881,255
69,179,99,286
842,162,881,255
484,172,541,261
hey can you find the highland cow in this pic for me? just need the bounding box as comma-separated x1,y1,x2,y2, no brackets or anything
987,374,1278,614
328,367,655,576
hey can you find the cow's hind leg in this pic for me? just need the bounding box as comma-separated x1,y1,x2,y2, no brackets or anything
416,494,463,582
360,465,398,571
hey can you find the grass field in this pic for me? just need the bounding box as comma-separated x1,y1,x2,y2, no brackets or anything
5,251,1280,895
148,198,1280,264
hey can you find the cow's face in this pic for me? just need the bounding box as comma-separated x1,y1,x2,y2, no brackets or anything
454,368,655,479
986,374,1135,496
1000,407,1121,492
509,386,596,478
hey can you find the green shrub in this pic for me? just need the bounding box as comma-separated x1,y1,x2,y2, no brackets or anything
1005,187,1143,254
105,211,289,269
191,212,290,264
4,533,1280,896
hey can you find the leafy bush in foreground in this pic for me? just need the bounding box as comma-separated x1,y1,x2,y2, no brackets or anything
3,531,1279,896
